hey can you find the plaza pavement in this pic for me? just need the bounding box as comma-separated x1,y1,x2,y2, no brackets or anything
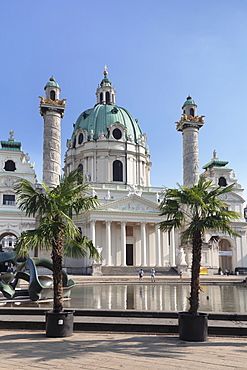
0,330,247,369
0,275,246,369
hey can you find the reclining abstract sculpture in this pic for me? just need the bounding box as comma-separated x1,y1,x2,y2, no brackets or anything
0,251,75,301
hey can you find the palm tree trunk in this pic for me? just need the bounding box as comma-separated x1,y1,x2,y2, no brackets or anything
51,238,64,313
188,230,202,315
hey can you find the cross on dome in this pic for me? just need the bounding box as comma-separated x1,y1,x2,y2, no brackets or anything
104,65,108,76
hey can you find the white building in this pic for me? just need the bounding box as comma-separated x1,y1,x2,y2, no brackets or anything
1,71,246,275
62,70,247,275
63,70,172,274
201,152,247,272
0,131,37,256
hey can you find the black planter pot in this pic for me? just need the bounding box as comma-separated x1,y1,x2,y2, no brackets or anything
45,310,74,337
178,312,208,342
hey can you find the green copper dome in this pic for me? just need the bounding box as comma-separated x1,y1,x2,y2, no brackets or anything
44,77,60,89
72,104,143,142
100,77,111,86
182,95,197,108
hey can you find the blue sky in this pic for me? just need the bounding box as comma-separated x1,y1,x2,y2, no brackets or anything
1,0,247,198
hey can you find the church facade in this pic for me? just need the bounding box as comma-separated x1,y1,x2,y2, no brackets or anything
62,70,247,275
0,70,247,275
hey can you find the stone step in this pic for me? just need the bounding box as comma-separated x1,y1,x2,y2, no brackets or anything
101,266,178,276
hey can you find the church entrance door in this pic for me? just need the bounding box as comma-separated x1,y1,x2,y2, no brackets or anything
126,244,133,266
219,239,233,272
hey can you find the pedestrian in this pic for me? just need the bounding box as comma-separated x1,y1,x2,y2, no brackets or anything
151,268,155,282
138,268,144,281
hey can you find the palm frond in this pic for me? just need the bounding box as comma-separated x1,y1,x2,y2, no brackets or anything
159,177,241,239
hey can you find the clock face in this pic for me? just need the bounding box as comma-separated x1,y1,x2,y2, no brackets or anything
5,178,14,187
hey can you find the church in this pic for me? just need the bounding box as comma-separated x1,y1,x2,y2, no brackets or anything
0,69,247,275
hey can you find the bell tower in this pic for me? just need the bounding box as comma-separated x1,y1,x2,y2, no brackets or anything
39,77,66,187
176,96,205,187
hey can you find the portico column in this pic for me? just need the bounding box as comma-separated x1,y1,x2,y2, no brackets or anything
170,228,176,266
155,224,162,266
121,221,126,266
141,222,147,266
90,220,96,247
106,221,112,266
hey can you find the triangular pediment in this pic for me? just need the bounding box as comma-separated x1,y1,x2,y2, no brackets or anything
96,194,160,214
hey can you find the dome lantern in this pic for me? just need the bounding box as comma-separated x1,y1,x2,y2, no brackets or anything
182,95,197,117
44,76,61,101
96,66,116,105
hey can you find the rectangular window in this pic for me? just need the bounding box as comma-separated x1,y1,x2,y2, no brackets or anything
3,194,15,205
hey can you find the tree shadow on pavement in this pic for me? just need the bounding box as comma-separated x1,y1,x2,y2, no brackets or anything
0,331,246,364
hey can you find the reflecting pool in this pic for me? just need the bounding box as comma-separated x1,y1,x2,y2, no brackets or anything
1,284,247,312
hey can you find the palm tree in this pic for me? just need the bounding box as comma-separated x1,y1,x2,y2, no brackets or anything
159,177,240,316
14,170,99,313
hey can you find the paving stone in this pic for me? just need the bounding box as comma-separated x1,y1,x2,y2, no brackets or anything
0,330,247,369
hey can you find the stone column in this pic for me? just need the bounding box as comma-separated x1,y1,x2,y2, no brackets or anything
121,221,126,266
40,79,65,189
141,222,147,266
170,228,176,266
155,224,162,266
182,127,200,187
42,112,62,187
90,156,94,182
90,220,96,246
106,221,112,266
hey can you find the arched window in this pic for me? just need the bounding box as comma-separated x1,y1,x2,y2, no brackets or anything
106,91,110,104
78,133,84,145
78,164,83,184
50,90,55,101
113,160,123,181
190,108,194,117
4,160,16,172
100,92,103,103
218,177,227,186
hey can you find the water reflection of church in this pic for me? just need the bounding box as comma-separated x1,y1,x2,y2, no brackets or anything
74,284,247,313
0,69,247,274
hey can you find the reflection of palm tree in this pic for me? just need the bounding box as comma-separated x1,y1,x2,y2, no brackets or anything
14,170,99,313
159,177,240,315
